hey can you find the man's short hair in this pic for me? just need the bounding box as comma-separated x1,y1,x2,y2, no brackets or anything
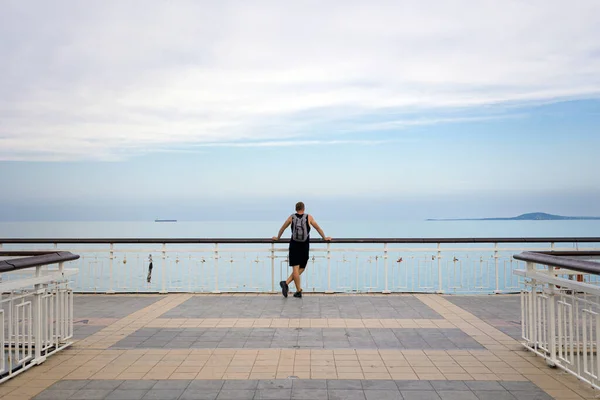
295,202,305,211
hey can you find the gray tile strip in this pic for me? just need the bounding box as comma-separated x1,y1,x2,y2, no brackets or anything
160,296,442,319
34,380,552,400
110,327,482,350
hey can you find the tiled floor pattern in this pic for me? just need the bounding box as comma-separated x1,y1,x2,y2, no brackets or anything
74,296,163,319
111,327,483,350
32,379,553,400
72,295,163,339
1,294,599,400
160,296,442,319
443,295,522,340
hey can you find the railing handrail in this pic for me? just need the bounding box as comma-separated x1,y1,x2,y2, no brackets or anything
514,251,600,275
1,237,600,244
0,251,80,273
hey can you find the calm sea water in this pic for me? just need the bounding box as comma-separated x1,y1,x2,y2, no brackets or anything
1,219,599,239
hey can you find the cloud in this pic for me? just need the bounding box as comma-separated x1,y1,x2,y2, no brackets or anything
1,0,599,160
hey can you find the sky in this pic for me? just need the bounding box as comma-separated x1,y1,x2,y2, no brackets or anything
1,0,599,221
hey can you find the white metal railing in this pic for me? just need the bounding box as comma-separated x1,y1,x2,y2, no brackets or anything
1,238,599,294
0,260,78,383
515,252,600,390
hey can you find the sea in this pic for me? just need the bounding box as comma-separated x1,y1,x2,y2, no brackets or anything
1,220,599,294
1,219,599,239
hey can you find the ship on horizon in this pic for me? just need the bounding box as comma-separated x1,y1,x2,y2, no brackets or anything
154,219,177,222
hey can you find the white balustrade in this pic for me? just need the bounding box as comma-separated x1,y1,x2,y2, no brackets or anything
515,253,600,389
2,239,598,294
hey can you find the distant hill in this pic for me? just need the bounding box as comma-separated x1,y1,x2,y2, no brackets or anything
427,212,600,221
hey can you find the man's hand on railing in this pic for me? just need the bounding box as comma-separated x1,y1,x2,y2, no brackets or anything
272,236,279,241
324,237,332,241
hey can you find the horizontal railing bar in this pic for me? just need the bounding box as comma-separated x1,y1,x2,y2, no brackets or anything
0,252,80,273
20,246,581,254
1,237,600,244
0,269,77,294
536,250,600,256
514,251,600,275
0,251,69,256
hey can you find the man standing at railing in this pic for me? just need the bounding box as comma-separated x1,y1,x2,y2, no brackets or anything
273,201,331,298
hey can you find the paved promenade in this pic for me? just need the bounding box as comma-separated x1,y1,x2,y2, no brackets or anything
0,293,596,399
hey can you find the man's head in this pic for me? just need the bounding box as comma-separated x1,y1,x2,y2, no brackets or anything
295,202,305,212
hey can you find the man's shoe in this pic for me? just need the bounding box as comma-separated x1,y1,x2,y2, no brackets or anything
293,290,302,298
280,281,289,298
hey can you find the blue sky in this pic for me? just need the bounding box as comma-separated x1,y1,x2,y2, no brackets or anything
1,1,599,221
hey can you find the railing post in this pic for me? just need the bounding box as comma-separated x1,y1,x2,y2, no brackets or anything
325,242,333,294
213,243,221,294
383,243,390,294
159,243,167,294
437,243,443,293
527,261,535,345
107,243,115,294
33,266,45,363
547,265,557,366
494,242,500,294
271,243,275,293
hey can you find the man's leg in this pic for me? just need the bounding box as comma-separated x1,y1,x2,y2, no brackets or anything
289,265,301,292
286,266,305,287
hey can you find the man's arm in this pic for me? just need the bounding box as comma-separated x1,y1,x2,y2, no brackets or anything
272,216,292,240
308,215,331,241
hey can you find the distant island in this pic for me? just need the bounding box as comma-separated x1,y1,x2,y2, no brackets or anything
427,212,600,221
155,219,177,222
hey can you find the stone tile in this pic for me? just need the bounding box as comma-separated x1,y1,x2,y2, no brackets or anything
118,381,157,390
430,381,469,391
216,389,256,400
328,389,367,400
34,390,79,400
255,389,292,399
292,380,327,389
106,390,148,400
84,380,124,390
400,391,442,400
472,391,517,400
509,392,552,400
70,389,115,400
151,380,191,390
364,390,403,400
142,389,185,400
437,391,478,400
258,379,293,389
187,380,225,390
362,380,399,390
221,380,259,390
48,380,89,390
395,381,434,391
465,381,505,391
291,388,328,399
328,380,363,390
180,389,221,400
498,382,539,392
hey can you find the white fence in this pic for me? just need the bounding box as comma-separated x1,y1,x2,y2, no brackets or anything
0,262,77,383
515,252,600,390
2,238,599,294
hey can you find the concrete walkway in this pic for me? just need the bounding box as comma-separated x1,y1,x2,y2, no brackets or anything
0,294,596,399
